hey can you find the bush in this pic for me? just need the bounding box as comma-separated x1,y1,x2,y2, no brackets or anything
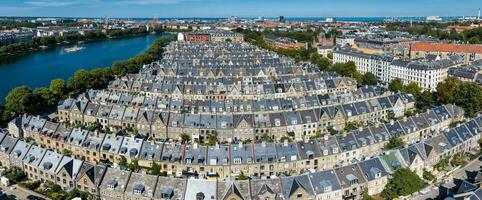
423,170,436,182
4,166,27,183
435,157,450,171
235,172,250,180
384,136,406,150
19,180,41,190
382,168,426,199
450,153,467,167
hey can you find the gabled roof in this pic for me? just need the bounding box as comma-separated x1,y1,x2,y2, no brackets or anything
220,182,246,200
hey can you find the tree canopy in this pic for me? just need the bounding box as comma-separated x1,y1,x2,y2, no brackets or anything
452,82,482,117
382,168,426,199
388,78,403,92
5,86,35,115
362,72,378,86
385,136,406,149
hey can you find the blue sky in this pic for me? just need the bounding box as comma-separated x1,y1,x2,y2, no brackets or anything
1,0,481,18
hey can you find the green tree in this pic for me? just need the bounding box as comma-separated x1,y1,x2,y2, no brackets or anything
423,170,436,182
453,82,482,117
361,72,378,86
435,157,450,171
33,87,57,108
362,190,374,200
402,82,422,98
118,156,128,168
385,136,406,149
329,61,363,83
64,188,90,200
418,91,437,110
67,70,91,95
180,133,191,144
206,131,218,145
49,79,66,99
128,158,140,172
5,86,35,115
436,77,460,104
381,168,426,199
310,53,331,71
150,162,161,175
4,166,27,183
450,153,467,167
388,78,403,92
235,172,250,180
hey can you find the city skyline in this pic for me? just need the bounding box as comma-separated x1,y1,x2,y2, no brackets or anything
1,0,482,18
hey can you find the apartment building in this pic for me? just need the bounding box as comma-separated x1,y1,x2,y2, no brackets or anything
333,49,462,91
411,42,482,64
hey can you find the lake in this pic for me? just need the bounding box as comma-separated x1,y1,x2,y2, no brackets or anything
0,34,168,102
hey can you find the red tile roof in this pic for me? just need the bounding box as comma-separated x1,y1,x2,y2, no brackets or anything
411,43,482,54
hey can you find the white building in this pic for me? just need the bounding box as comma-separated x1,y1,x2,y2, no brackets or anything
390,59,456,91
333,49,461,91
332,50,393,83
335,36,356,47
317,45,334,57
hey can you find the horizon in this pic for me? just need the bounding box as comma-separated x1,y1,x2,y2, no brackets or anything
0,16,476,20
1,0,482,19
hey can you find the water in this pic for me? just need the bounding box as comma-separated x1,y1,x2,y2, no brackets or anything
0,34,167,102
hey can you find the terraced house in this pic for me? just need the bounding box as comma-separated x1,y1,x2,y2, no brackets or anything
5,103,467,180
0,34,480,200
54,40,423,143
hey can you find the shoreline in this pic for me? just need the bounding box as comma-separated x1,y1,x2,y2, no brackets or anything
0,31,163,61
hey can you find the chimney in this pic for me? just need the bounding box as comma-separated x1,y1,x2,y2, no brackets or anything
283,139,289,147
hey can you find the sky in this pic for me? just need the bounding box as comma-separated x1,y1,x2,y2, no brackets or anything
1,0,481,18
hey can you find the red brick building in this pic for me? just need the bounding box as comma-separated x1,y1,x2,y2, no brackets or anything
410,42,482,64
184,33,211,42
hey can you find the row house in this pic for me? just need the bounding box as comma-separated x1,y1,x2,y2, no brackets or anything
0,112,480,199
9,104,465,179
57,90,415,142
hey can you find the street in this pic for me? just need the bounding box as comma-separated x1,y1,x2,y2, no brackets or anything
0,184,49,200
450,156,482,180
410,156,482,200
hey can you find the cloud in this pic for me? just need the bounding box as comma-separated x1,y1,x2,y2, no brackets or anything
24,0,203,7
116,0,188,5
25,0,99,7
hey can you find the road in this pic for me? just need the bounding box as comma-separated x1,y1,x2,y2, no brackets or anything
410,156,481,200
0,184,50,200
450,157,482,180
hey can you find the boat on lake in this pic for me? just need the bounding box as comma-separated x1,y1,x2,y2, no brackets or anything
64,46,85,53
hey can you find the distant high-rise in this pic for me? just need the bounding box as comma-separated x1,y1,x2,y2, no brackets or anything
279,16,285,23
478,8,480,20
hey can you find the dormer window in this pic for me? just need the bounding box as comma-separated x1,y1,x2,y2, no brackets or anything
107,179,117,190
133,183,144,195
